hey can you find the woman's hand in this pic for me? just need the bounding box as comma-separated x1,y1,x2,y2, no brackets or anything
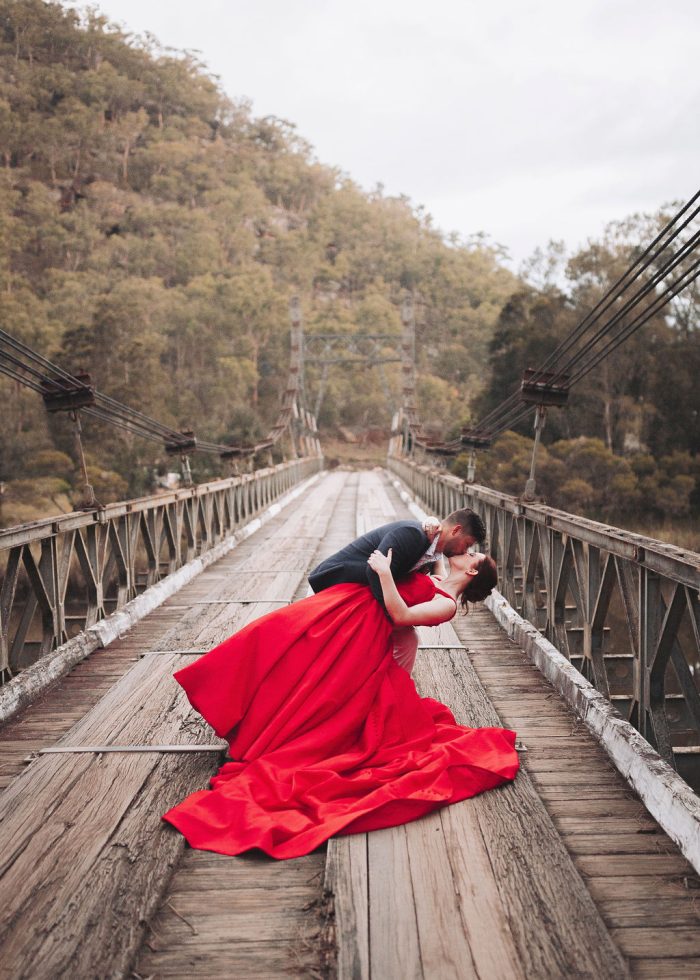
367,548,393,576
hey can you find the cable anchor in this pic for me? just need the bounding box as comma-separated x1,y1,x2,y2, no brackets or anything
520,369,570,502
460,430,492,484
40,373,101,511
165,430,197,487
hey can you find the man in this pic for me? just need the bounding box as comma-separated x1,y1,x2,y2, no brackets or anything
308,509,486,675
308,508,485,606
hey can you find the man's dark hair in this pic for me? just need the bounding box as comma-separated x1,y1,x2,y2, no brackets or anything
445,508,486,544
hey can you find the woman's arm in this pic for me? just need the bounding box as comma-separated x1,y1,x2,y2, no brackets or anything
367,549,456,627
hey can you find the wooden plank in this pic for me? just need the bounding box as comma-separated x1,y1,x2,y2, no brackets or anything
138,902,314,944
612,928,700,958
574,854,692,877
325,835,369,980
630,957,700,978
138,940,314,976
554,817,658,834
598,898,700,928
439,803,524,979
537,787,655,804
169,852,322,891
368,826,422,980
543,798,652,818
405,812,478,979
564,833,678,855
586,875,698,901
528,770,623,786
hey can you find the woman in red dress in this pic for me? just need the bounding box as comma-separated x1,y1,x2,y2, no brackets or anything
163,549,519,859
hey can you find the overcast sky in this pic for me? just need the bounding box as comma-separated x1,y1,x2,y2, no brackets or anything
66,0,700,269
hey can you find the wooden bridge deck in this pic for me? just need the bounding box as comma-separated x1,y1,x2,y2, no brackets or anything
0,469,698,978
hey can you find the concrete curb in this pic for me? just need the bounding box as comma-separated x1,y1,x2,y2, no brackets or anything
391,473,700,875
0,472,322,725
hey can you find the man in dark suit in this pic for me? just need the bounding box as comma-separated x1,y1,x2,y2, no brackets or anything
308,508,486,607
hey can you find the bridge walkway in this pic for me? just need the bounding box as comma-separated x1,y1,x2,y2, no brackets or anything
0,470,698,977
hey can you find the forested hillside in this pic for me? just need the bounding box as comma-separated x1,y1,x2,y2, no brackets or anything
0,0,698,543
0,0,515,526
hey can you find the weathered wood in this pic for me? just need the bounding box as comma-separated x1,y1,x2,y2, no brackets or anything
405,812,478,979
439,803,524,979
630,957,700,978
417,648,628,979
0,471,344,979
138,470,360,979
598,898,700,927
612,927,700,958
368,826,423,980
574,853,692,877
324,834,369,980
138,940,308,976
586,875,699,901
564,833,677,855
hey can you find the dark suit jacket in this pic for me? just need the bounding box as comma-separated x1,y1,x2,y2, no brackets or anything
308,520,430,607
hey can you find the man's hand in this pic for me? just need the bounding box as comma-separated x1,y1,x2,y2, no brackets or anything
367,548,393,576
422,517,441,542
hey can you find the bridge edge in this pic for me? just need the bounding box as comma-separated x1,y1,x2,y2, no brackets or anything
0,472,323,726
393,472,700,877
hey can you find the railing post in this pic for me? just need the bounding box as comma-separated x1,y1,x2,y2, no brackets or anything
639,567,665,754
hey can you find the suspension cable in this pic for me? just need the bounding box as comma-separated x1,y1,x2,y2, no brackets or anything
468,188,700,440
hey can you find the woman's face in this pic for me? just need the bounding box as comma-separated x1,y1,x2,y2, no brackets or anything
449,551,485,575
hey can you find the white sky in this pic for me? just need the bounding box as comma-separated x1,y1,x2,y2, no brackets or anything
66,0,700,269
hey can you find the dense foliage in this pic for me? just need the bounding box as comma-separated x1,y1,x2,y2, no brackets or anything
0,0,515,525
0,1,698,544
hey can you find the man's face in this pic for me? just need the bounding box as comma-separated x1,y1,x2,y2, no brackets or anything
439,525,477,557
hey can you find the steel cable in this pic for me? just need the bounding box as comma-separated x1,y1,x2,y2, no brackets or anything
468,188,700,440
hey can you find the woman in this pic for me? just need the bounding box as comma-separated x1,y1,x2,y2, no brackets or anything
163,549,518,859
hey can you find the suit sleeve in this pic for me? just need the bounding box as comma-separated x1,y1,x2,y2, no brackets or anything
365,525,428,605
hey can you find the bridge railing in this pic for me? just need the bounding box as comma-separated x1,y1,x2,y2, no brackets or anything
389,455,700,786
0,456,323,682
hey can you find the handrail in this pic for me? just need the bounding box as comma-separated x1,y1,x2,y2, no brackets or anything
0,456,323,681
388,455,700,786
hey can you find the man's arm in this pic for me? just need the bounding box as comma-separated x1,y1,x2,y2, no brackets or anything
365,524,427,604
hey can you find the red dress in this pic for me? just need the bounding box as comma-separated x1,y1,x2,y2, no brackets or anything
163,574,519,859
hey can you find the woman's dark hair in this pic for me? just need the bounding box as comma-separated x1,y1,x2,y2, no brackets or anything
459,555,497,612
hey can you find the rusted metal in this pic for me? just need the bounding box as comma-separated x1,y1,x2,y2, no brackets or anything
164,430,197,455
520,368,570,406
40,373,95,413
460,429,492,450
